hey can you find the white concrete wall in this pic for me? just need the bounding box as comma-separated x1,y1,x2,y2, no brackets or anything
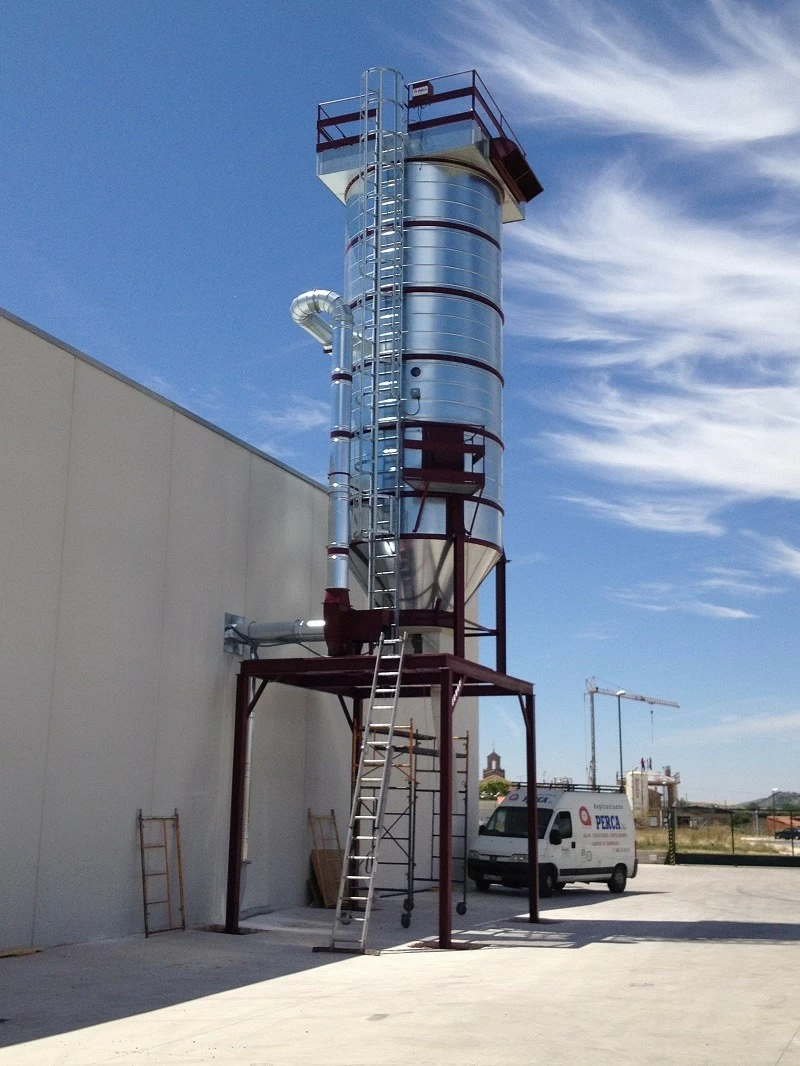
0,310,349,950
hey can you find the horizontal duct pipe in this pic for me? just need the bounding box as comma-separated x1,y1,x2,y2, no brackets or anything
246,619,327,644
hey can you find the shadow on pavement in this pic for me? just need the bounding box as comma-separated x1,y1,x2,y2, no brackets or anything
0,928,344,1051
449,915,800,950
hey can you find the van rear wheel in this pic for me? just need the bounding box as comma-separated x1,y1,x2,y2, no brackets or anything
608,864,627,893
538,865,557,898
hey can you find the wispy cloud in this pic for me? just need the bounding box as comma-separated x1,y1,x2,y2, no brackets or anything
458,0,800,146
697,574,777,595
252,394,330,459
456,0,800,518
664,709,800,744
257,395,330,435
541,376,800,501
752,535,800,580
574,627,613,641
558,492,724,534
508,177,800,372
615,581,757,619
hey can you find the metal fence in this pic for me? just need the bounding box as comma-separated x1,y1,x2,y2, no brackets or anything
637,805,800,866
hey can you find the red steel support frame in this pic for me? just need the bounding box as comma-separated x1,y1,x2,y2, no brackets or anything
225,672,250,934
438,667,454,947
222,653,536,944
495,553,507,675
523,691,539,922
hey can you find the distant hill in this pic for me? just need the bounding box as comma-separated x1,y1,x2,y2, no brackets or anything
742,791,800,810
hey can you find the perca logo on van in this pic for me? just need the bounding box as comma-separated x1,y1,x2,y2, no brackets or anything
579,806,591,827
595,814,623,830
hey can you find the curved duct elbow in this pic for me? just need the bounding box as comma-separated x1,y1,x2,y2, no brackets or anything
290,289,353,352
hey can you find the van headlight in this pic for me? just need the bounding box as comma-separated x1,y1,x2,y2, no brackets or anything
468,850,478,859
510,853,526,862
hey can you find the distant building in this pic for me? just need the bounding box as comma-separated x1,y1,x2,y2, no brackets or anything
482,750,506,782
626,765,680,827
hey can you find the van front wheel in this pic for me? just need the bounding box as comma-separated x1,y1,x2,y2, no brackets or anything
474,876,490,892
538,865,557,898
608,865,627,893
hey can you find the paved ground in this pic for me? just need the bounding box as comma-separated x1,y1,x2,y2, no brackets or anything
2,865,800,1065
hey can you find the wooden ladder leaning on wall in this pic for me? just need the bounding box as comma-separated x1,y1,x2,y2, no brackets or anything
138,809,186,937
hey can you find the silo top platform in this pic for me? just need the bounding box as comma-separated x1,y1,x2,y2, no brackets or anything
316,70,543,223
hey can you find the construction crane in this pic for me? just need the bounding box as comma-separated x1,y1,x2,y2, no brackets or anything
585,677,680,789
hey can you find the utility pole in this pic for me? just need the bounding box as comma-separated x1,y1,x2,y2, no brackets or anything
585,678,679,789
588,687,597,789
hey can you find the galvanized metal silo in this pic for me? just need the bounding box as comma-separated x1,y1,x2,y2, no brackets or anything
310,68,541,652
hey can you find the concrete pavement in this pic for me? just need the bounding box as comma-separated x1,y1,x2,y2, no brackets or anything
2,865,800,1065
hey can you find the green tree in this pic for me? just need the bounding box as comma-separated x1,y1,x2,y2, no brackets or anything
479,778,512,801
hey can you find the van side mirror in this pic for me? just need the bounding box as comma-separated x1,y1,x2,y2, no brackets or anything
479,824,487,835
549,828,562,846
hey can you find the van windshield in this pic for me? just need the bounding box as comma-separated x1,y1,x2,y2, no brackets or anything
483,806,552,839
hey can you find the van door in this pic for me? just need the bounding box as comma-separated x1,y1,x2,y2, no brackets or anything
553,809,576,875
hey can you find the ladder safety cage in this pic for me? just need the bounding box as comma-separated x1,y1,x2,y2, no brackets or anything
330,632,408,951
350,68,407,629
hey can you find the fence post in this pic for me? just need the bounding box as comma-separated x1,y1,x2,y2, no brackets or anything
730,810,735,855
667,806,676,865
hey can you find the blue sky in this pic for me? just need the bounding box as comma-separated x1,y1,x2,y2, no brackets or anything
3,0,799,802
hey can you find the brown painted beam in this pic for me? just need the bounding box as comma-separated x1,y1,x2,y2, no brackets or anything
495,553,507,675
438,668,453,948
225,671,250,933
523,691,539,922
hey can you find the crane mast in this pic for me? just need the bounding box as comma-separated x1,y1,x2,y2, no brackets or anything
585,677,679,789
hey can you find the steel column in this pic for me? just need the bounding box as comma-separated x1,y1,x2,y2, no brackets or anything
523,691,539,922
438,667,453,948
225,670,251,933
495,552,507,674
448,498,466,659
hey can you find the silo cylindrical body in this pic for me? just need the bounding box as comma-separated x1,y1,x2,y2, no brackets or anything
344,159,505,610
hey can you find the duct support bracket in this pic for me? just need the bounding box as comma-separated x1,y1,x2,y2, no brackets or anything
223,613,248,656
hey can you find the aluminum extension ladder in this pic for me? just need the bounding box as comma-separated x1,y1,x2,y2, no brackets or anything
352,68,406,623
329,632,407,951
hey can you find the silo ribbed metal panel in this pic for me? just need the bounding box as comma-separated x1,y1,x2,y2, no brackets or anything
346,157,505,611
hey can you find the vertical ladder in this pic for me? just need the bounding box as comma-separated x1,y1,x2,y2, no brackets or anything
330,632,407,951
353,68,406,627
138,809,186,937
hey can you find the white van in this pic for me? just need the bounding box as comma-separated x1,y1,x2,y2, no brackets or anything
468,785,637,896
